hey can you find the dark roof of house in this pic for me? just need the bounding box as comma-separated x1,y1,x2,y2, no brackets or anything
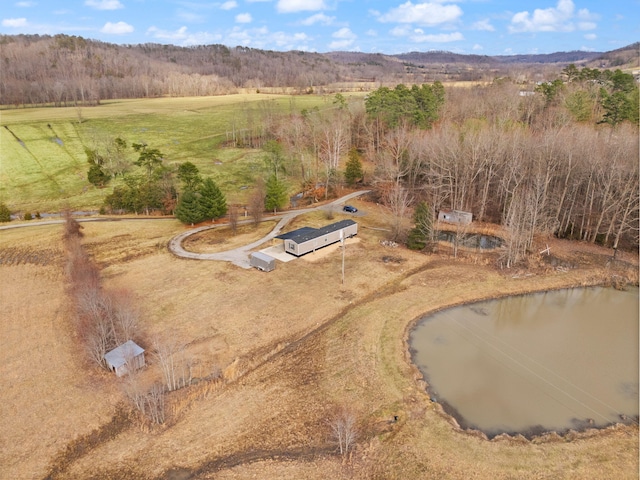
276,219,356,244
104,340,144,369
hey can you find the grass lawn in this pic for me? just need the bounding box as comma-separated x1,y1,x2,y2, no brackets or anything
0,94,347,212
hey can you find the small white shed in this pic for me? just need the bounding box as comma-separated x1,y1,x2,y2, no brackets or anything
104,340,145,376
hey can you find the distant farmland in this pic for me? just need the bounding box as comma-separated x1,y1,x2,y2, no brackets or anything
0,94,342,213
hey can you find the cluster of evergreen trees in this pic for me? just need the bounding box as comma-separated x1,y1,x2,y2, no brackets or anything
537,66,638,126
174,163,227,225
364,82,445,129
96,140,227,224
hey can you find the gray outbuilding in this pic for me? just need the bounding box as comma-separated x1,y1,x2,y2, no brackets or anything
104,340,145,377
438,209,472,225
276,219,357,257
250,251,276,271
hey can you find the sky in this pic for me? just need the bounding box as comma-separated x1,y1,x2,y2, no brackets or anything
0,0,638,55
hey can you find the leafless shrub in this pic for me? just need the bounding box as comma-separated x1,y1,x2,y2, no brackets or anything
328,407,358,458
109,288,140,344
153,338,193,392
63,210,84,240
228,205,239,235
145,383,166,425
248,179,265,226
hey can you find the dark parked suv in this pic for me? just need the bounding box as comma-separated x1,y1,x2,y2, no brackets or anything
343,205,358,213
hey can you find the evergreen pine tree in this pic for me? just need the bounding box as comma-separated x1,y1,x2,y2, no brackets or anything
407,201,433,250
199,177,227,220
0,203,11,222
175,188,205,225
344,147,364,186
264,174,288,214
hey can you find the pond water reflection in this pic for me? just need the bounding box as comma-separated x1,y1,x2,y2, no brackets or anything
437,231,502,249
410,287,639,438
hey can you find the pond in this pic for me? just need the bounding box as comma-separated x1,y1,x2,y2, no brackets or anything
410,287,639,438
437,231,502,249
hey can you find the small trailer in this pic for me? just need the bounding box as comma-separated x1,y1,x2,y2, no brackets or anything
250,251,276,272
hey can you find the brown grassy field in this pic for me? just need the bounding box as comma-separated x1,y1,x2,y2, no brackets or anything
0,202,638,480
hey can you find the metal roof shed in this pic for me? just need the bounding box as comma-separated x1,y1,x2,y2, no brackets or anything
438,210,472,225
104,340,145,377
276,219,357,257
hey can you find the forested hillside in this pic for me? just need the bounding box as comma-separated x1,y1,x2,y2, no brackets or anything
2,34,636,107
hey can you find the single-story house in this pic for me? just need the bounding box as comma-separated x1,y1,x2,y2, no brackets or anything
438,209,472,225
250,251,276,271
104,340,145,377
276,219,357,257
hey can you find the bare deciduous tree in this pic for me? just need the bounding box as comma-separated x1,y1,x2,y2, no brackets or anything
228,205,239,235
328,408,358,458
248,179,265,226
153,338,193,392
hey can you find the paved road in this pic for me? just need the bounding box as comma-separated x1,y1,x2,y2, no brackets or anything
168,190,370,269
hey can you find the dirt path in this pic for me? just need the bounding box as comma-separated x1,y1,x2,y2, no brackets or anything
167,190,370,268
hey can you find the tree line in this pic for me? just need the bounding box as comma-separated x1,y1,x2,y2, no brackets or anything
228,79,638,266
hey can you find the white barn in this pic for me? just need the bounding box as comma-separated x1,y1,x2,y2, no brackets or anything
104,340,145,377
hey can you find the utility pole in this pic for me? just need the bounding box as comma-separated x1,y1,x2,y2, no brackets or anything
341,229,345,285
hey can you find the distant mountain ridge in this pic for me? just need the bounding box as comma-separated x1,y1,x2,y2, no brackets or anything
0,34,637,107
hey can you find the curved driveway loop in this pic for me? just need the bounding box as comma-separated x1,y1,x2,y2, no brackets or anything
168,190,370,269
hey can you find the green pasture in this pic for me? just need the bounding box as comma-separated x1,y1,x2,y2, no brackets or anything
0,93,343,213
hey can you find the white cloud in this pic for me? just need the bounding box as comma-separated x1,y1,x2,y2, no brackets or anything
101,21,133,34
220,1,237,10
147,26,187,40
300,13,335,26
508,0,597,33
472,44,483,50
236,13,252,23
147,26,222,46
272,31,309,48
410,31,463,43
328,27,356,50
471,19,494,32
578,21,596,30
2,17,28,27
177,11,205,22
390,25,411,37
584,33,596,40
277,0,327,13
366,29,377,37
223,26,310,50
16,1,36,7
378,1,462,26
84,0,123,10
333,27,356,40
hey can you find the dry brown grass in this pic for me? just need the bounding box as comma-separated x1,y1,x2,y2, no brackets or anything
0,208,637,479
